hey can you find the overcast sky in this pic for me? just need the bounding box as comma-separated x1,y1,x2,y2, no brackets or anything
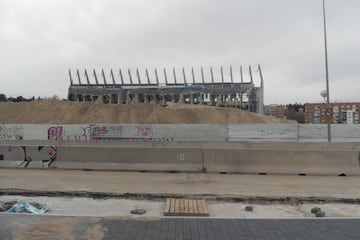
1,0,359,104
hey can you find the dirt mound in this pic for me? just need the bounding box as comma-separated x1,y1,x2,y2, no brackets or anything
0,100,295,124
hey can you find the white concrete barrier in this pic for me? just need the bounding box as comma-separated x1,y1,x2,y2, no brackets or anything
1,141,359,175
55,143,204,172
203,148,360,176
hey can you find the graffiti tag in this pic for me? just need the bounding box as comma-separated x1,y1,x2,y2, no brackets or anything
90,125,123,140
0,125,24,140
66,126,90,141
48,126,63,140
135,125,153,138
0,145,57,168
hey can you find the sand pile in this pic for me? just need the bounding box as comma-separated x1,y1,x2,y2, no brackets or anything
0,100,294,124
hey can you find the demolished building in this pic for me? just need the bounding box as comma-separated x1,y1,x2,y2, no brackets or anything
67,65,264,113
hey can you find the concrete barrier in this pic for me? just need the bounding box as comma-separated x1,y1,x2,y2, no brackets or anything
0,145,56,169
203,148,360,176
55,143,204,172
1,141,360,176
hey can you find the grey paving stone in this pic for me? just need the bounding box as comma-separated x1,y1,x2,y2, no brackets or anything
2,215,360,240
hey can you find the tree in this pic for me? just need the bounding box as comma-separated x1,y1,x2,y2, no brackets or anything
16,96,25,102
0,93,7,102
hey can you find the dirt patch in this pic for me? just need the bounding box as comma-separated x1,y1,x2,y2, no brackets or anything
13,217,108,240
0,100,295,124
83,224,107,240
13,217,78,240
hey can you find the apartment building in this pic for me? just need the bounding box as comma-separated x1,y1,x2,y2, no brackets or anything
305,102,360,124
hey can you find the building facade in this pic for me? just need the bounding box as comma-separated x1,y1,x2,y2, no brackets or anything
305,102,360,124
264,104,286,119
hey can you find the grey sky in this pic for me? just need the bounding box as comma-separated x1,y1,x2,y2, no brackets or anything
1,0,359,104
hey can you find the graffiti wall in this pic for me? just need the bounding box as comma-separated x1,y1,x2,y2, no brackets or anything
0,145,57,168
0,124,91,141
90,125,155,141
0,124,360,142
228,124,299,141
0,125,24,140
90,125,135,141
89,124,227,142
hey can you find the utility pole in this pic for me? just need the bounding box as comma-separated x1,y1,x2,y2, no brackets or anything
323,0,331,142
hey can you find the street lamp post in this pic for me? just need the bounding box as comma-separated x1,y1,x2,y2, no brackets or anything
322,0,331,142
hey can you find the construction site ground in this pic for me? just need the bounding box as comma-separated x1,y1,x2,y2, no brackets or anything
1,169,360,218
0,100,294,124
2,169,360,239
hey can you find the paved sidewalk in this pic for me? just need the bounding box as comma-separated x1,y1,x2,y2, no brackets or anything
1,214,360,240
101,218,360,240
1,169,360,201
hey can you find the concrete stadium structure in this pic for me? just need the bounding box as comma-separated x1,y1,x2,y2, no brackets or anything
67,65,264,113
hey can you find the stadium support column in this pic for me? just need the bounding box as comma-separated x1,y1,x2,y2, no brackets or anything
201,67,205,84
216,95,221,107
97,94,103,104
249,65,253,83
118,91,123,104
200,93,204,105
155,68,159,85
173,68,177,85
85,69,90,85
190,93,194,104
69,69,74,85
240,65,243,83
76,69,82,85
257,64,264,114
93,70,99,85
209,94,214,106
134,93,139,104
179,94,184,104
110,69,116,86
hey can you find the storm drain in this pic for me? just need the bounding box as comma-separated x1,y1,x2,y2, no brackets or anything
164,198,209,217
